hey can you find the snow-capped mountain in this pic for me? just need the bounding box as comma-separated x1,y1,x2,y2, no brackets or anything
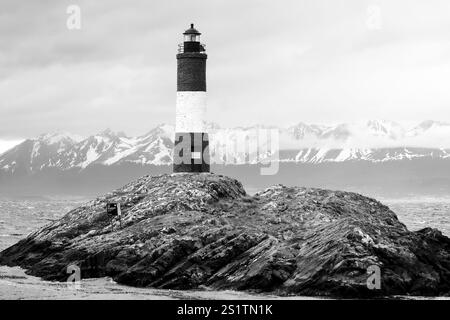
0,125,173,174
1,120,450,174
0,132,81,174
281,120,450,163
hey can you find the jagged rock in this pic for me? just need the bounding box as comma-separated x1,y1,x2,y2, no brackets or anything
1,173,449,298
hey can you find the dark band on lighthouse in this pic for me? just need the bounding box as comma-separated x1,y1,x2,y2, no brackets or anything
173,24,210,173
177,54,206,91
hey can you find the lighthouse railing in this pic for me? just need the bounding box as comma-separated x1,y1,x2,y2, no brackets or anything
177,43,206,54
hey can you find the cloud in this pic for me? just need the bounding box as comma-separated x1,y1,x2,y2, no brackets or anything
1,0,450,140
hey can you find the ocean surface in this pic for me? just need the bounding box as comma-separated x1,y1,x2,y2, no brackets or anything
0,198,449,299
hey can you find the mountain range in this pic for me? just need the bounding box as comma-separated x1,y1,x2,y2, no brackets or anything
1,120,450,197
2,120,450,173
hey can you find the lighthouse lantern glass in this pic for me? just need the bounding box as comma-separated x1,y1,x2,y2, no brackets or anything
184,34,200,42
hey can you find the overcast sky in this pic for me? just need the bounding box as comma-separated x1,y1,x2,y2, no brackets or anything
1,0,450,149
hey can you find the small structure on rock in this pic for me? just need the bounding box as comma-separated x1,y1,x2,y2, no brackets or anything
106,202,121,216
106,202,122,227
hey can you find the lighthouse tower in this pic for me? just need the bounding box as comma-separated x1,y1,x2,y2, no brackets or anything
173,24,210,173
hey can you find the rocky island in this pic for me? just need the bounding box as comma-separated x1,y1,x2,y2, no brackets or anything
1,173,449,298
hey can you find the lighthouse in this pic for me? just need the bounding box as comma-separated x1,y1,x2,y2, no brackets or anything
173,24,210,173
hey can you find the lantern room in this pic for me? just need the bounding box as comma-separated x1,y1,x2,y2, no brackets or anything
180,24,205,53
183,24,201,42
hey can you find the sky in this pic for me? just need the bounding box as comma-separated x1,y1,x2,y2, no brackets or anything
1,0,450,152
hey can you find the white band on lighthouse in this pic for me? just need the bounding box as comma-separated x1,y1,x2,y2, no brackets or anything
176,91,207,132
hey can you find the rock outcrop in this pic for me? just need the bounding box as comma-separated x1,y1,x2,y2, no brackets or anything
1,173,449,298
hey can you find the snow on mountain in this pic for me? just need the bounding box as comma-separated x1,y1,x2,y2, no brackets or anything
406,120,450,137
38,132,84,145
285,120,407,148
102,124,173,166
278,120,450,162
0,131,84,174
1,120,450,174
287,122,326,139
402,120,450,148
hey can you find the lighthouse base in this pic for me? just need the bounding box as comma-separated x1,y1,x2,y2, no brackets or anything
173,132,210,173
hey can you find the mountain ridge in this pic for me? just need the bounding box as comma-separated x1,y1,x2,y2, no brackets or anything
1,120,450,175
